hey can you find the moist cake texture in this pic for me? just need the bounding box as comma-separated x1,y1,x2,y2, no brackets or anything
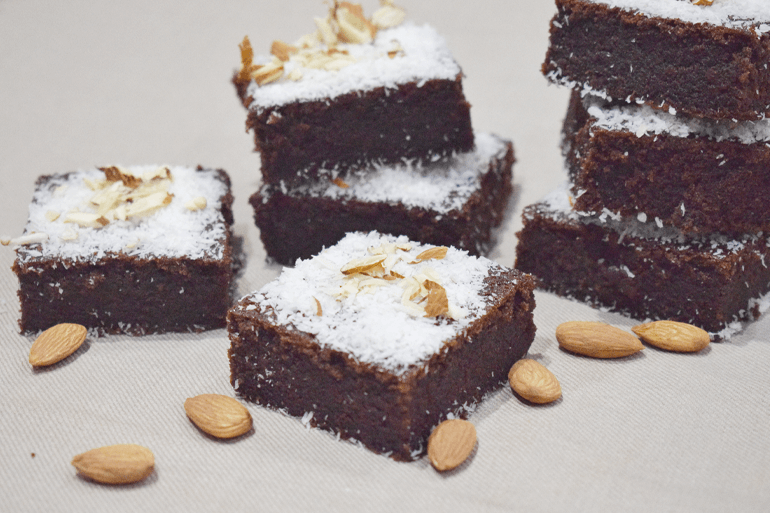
515,183,770,339
251,132,514,265
235,20,473,183
228,232,536,460
563,92,770,235
544,0,770,120
12,165,235,335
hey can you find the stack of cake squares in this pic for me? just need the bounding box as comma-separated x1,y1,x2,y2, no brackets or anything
232,2,515,265
515,0,770,338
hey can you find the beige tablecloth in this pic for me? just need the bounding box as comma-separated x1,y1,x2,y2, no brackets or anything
2,1,768,511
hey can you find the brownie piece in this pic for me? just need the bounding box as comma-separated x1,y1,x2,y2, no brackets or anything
543,0,770,121
11,165,235,335
563,92,770,236
228,232,537,460
234,21,473,184
250,133,514,265
515,184,770,338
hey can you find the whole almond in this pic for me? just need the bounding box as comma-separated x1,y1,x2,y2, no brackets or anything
427,419,476,471
631,320,710,353
508,359,562,404
71,444,154,484
184,394,252,439
29,323,87,367
556,321,643,358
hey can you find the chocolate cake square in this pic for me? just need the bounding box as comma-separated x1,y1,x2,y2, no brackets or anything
562,92,770,236
250,132,514,265
11,165,235,335
515,184,770,338
228,232,536,460
543,0,770,121
234,18,473,184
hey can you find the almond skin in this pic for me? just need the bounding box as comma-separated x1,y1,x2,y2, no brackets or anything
427,419,476,471
71,444,154,484
508,359,562,404
184,394,253,439
556,321,643,358
631,320,710,353
29,323,87,367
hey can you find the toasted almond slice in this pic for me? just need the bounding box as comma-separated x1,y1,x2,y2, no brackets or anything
142,166,172,182
411,246,448,263
508,359,562,404
372,3,406,29
286,68,304,81
340,254,387,275
29,323,87,367
237,35,256,83
100,166,142,188
124,192,173,218
184,394,253,439
4,232,49,246
423,280,448,317
252,62,284,86
556,321,644,358
184,196,207,211
427,419,476,472
64,212,109,228
271,40,298,61
314,16,337,46
631,320,710,353
72,444,154,484
333,176,349,188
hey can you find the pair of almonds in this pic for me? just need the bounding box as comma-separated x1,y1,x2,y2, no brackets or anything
71,394,251,485
556,320,709,358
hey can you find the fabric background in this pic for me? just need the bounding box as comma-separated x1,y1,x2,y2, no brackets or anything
1,1,768,511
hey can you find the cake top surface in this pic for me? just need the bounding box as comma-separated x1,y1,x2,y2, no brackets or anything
585,97,770,144
585,0,770,31
536,182,763,257
245,21,461,109
12,165,229,265
269,133,508,213
238,231,510,375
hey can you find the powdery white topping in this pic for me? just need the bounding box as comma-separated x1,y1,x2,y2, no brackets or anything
585,97,770,144
539,182,762,257
586,0,770,32
275,133,506,212
16,166,228,264
247,22,461,110
244,231,500,374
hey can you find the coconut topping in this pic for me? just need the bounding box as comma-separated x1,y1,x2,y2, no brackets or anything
586,0,770,32
12,165,229,264
240,232,503,374
238,4,461,110
263,132,508,213
536,182,765,258
584,96,770,144
237,1,408,90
